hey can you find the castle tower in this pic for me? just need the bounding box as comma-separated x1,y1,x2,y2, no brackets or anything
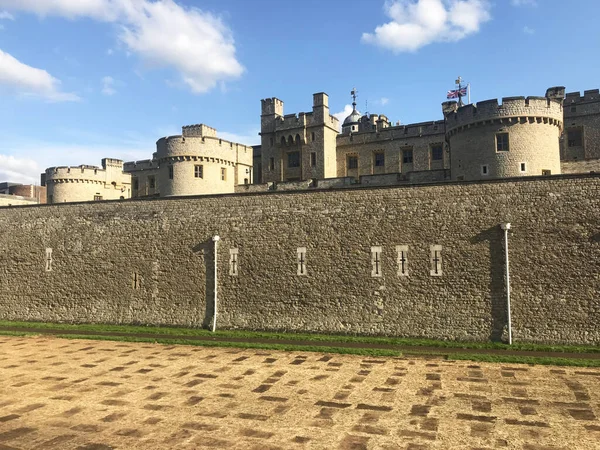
341,88,361,135
443,92,563,181
259,93,339,183
154,124,253,197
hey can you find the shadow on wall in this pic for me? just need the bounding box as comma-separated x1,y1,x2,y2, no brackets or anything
590,232,600,244
471,226,507,342
191,239,215,329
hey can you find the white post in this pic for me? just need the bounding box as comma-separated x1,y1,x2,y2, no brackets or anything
500,223,512,345
211,235,220,332
468,83,471,105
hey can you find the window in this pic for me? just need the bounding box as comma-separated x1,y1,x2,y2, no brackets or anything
568,128,583,147
396,245,408,276
244,178,249,185
94,195,103,201
496,133,509,152
348,155,358,169
430,245,443,277
520,162,527,173
221,167,227,181
481,165,489,176
570,106,577,113
542,169,552,176
229,248,239,276
402,149,413,164
374,152,385,167
288,151,300,168
45,248,53,272
270,137,274,146
132,272,140,290
431,145,443,161
132,177,139,190
311,132,315,141
310,152,317,167
269,157,275,171
168,165,174,179
371,246,382,277
297,247,307,276
148,176,155,188
194,165,203,178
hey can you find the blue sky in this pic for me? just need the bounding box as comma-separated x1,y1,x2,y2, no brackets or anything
0,0,598,184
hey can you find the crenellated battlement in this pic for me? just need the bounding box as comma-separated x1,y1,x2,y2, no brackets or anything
261,97,284,116
565,89,600,104
182,124,217,138
337,119,445,146
444,96,563,132
123,159,158,172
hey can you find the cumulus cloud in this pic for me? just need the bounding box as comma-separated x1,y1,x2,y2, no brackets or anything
0,0,245,94
0,155,41,184
333,105,355,131
0,10,14,19
380,97,390,106
101,75,116,95
362,0,491,53
0,49,80,101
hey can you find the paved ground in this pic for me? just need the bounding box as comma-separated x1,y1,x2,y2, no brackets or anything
0,336,599,450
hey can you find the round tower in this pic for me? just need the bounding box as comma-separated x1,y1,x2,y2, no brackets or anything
155,124,253,197
443,96,563,181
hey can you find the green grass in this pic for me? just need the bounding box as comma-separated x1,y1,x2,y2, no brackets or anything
0,320,598,354
0,330,38,337
54,334,403,357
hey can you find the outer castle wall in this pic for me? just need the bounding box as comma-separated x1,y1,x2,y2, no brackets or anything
1,174,598,345
444,97,563,180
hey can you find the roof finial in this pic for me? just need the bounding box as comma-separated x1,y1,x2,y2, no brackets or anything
351,87,358,110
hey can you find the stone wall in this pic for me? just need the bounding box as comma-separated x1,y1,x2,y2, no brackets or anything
0,174,598,345
562,89,600,160
0,194,39,207
561,159,600,174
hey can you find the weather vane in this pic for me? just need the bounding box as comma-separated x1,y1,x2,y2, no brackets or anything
351,88,358,109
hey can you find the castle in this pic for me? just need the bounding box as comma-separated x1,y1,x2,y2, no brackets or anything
1,85,599,345
36,85,600,204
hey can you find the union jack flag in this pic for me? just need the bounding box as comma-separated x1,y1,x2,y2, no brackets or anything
447,87,468,99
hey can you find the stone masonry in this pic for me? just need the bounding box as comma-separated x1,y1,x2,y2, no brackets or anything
0,174,598,345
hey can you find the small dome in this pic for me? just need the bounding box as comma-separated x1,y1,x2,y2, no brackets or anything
343,108,361,126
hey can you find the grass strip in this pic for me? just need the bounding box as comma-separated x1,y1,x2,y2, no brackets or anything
1,320,598,354
54,334,403,358
0,330,38,337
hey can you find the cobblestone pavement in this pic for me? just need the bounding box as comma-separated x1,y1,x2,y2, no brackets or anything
0,336,599,450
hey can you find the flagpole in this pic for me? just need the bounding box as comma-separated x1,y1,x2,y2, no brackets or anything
468,83,471,105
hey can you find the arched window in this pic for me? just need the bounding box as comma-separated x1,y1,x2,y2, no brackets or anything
295,134,301,145
288,136,294,146
312,132,315,141
281,136,287,146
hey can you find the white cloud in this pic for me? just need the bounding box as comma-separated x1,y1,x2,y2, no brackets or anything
0,155,40,184
219,128,260,146
101,75,116,95
0,10,14,19
106,48,114,56
511,0,537,6
333,105,355,131
0,0,245,94
523,26,534,34
0,49,80,101
0,140,150,184
380,97,390,106
362,0,491,53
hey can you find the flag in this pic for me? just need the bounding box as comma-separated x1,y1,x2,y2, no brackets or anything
447,87,468,99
